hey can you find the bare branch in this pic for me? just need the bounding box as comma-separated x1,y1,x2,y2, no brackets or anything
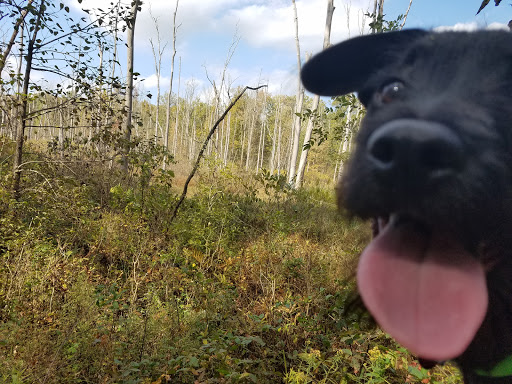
0,0,33,75
169,85,268,223
400,0,414,30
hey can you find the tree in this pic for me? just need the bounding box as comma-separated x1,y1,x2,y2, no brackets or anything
164,0,180,170
0,0,34,76
122,0,142,172
1,0,135,196
287,0,304,184
12,0,45,198
149,7,168,143
295,0,335,188
170,85,267,223
172,57,182,157
371,0,385,33
400,0,414,30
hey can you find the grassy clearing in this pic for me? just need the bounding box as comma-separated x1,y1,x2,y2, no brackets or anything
0,145,462,383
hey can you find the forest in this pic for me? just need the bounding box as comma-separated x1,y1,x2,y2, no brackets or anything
0,0,497,383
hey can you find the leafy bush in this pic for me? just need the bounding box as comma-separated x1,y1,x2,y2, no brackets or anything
0,152,463,383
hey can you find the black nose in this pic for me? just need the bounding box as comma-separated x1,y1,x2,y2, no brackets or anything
367,119,465,182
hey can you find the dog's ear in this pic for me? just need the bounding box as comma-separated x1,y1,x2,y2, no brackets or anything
301,29,428,97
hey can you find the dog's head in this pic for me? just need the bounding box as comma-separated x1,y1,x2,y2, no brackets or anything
302,30,512,372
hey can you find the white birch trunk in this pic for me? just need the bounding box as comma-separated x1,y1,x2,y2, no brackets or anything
295,0,334,188
269,95,281,174
245,101,256,171
287,0,303,184
223,111,231,165
172,57,182,156
122,0,140,172
336,106,353,181
164,0,179,169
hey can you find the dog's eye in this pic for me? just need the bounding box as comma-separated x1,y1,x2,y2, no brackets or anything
376,81,404,104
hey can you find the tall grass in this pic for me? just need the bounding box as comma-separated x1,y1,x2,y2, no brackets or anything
0,145,462,383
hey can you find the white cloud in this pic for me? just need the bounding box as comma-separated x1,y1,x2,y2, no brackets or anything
261,68,297,95
141,73,170,90
0,56,18,81
221,0,372,54
73,0,374,56
434,21,508,32
486,22,510,30
70,0,377,100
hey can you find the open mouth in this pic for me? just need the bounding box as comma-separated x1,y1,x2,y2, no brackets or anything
357,214,488,361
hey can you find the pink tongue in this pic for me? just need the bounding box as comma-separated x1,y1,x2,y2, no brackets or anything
357,220,488,361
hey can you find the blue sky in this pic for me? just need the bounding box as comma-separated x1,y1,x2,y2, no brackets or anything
391,0,510,29
64,0,512,98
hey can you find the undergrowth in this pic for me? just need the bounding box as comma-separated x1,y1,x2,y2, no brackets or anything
0,141,463,383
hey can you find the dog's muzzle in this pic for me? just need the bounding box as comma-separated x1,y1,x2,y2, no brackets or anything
366,119,465,191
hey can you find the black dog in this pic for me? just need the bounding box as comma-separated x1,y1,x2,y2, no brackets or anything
301,30,512,383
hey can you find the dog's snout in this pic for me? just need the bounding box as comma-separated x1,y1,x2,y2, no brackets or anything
367,119,465,182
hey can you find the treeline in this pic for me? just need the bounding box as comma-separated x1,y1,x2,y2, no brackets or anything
0,85,346,178
0,0,359,198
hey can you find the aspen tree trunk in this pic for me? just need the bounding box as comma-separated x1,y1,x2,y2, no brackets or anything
223,111,231,165
336,106,353,181
295,0,334,188
16,26,23,96
107,0,121,118
400,0,414,30
164,0,179,169
149,6,168,143
276,105,283,175
256,119,263,173
260,122,266,170
245,101,256,171
172,57,181,156
371,0,385,33
371,0,378,33
287,0,304,184
333,140,343,183
286,108,295,174
288,0,304,184
206,98,214,157
122,0,140,172
378,0,385,17
270,95,281,174
149,39,162,141
92,41,104,147
218,117,224,161
256,90,267,172
12,0,44,198
59,109,64,154
240,107,248,166
338,129,353,179
184,96,193,160
190,109,196,160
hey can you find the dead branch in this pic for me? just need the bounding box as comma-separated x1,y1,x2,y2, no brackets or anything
400,0,414,30
169,84,267,223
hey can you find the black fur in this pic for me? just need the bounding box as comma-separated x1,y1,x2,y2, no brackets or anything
302,30,512,383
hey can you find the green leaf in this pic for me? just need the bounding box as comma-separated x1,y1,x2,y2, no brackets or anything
188,356,199,368
407,365,429,379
